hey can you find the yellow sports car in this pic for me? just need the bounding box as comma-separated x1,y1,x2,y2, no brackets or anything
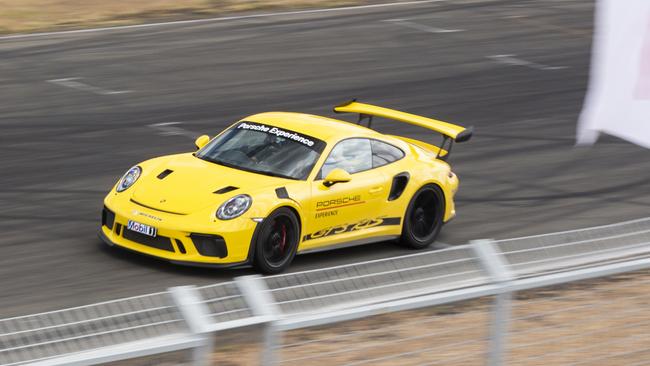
100,100,472,273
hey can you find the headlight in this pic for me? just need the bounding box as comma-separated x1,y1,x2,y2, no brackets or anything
116,166,141,192
217,194,252,220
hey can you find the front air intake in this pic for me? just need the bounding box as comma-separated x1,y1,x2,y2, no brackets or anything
122,230,175,252
102,207,115,230
190,234,228,258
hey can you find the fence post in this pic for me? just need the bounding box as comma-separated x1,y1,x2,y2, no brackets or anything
235,275,281,366
169,286,214,366
471,239,515,366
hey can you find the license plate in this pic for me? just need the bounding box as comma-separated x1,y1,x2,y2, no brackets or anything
127,220,157,237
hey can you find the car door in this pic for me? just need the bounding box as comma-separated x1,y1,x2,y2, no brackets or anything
302,138,392,250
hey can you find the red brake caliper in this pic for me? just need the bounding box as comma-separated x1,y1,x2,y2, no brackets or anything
279,224,287,253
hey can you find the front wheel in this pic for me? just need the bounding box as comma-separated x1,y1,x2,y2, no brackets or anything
252,207,300,274
400,184,445,249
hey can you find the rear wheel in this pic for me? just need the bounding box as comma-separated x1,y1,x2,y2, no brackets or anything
400,184,445,249
253,208,300,274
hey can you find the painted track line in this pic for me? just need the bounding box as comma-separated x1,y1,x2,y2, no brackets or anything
47,78,132,95
149,122,197,138
487,54,568,71
384,18,465,33
0,0,446,41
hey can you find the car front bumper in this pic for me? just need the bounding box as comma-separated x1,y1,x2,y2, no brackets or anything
98,229,249,269
100,200,258,266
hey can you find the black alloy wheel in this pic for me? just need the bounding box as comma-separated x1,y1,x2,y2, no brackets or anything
253,207,300,274
400,184,445,249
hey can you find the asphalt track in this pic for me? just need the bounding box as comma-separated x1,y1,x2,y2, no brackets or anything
1,0,650,317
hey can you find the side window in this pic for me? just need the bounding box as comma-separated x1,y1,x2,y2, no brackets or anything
371,140,405,168
320,139,372,177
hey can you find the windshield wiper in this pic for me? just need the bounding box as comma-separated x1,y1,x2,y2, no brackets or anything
197,155,295,180
199,156,237,169
257,170,295,180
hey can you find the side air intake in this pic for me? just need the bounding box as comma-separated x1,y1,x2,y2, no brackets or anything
388,172,410,201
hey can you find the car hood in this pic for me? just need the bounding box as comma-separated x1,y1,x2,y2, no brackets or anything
131,153,286,215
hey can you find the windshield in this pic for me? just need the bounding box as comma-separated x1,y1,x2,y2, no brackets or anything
196,121,326,180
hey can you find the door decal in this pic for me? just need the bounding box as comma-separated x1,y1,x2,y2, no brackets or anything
316,195,364,211
303,217,401,241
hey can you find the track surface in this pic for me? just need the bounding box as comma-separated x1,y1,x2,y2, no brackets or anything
1,0,649,317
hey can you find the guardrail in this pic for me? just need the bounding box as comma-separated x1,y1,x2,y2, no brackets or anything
2,217,650,365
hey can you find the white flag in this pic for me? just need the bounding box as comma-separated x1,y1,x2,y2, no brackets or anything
578,0,650,148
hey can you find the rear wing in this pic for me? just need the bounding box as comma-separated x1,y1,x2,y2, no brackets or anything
334,99,473,160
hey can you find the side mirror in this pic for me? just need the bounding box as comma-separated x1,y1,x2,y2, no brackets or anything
194,135,210,150
323,168,352,187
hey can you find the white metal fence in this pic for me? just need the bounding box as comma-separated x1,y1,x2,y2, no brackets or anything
2,217,650,365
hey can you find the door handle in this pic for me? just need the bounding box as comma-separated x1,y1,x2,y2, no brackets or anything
369,186,384,194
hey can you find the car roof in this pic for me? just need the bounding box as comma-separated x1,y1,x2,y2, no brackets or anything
243,112,381,141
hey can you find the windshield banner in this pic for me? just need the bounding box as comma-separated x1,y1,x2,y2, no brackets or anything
237,121,324,150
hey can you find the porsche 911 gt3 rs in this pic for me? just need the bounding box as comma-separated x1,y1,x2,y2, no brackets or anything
99,100,472,273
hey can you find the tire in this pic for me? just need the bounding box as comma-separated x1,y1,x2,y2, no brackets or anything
252,207,300,274
400,184,445,249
